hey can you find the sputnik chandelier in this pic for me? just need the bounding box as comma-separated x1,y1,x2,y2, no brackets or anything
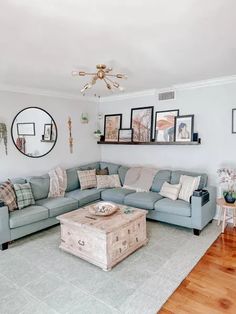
72,64,127,94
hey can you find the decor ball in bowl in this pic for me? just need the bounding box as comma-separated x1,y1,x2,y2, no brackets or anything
89,202,119,216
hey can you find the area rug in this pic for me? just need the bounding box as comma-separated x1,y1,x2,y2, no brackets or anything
0,221,221,314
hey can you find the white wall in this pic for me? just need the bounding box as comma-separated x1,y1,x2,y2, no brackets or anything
0,90,100,180
99,81,236,186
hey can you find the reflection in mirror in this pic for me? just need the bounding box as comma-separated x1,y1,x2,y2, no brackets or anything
11,107,57,158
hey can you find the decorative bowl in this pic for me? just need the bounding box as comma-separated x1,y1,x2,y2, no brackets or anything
89,202,119,216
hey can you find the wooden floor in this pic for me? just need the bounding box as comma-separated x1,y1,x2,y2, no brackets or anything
159,224,236,314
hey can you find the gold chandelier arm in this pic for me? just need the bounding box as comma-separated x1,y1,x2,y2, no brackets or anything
103,78,112,90
105,73,127,79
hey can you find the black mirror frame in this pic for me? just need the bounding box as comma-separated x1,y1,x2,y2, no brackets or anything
11,106,58,158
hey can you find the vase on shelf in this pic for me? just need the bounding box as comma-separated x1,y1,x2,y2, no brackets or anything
223,191,236,204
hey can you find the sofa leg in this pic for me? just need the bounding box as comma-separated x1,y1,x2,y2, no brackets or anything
209,219,213,223
193,229,201,236
0,242,9,250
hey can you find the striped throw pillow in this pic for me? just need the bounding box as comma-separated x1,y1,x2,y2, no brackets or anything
178,175,201,202
160,182,182,201
14,183,35,209
77,169,97,190
0,180,18,211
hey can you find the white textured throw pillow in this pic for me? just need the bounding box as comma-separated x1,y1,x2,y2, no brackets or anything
96,175,121,189
77,169,97,190
160,182,182,201
178,175,201,202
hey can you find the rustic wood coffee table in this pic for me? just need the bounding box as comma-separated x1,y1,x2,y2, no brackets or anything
57,204,148,271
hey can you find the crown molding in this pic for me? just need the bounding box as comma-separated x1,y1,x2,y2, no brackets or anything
99,89,156,103
0,84,98,102
174,75,236,91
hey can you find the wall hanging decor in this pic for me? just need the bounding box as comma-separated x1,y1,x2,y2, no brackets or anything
155,109,179,142
232,108,236,133
104,114,122,142
0,123,8,155
68,117,73,153
81,113,89,124
174,115,194,142
130,106,154,142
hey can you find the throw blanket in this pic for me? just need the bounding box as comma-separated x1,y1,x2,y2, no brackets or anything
48,167,67,198
123,167,158,192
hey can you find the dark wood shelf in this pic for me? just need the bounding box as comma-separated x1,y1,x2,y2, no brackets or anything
97,140,201,145
41,140,55,143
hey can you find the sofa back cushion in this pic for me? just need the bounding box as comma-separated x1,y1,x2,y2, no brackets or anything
66,167,80,192
170,170,207,189
100,162,120,175
118,166,130,186
27,175,50,200
79,162,100,171
151,170,171,192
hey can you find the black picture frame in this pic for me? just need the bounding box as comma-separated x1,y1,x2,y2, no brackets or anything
154,109,179,142
130,106,154,142
232,109,236,134
118,128,133,142
104,114,122,142
44,124,53,141
174,114,194,142
17,123,35,136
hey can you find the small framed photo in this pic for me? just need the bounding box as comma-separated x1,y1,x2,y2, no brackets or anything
17,123,35,136
118,128,133,142
44,124,53,141
232,109,236,133
104,114,122,142
155,109,179,142
174,115,194,142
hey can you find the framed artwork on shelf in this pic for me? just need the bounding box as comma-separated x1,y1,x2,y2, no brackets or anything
44,124,53,141
118,128,133,142
17,123,35,136
232,109,236,133
104,114,122,142
155,109,179,142
174,115,194,142
130,106,154,142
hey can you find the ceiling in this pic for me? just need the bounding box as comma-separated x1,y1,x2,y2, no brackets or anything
0,0,236,97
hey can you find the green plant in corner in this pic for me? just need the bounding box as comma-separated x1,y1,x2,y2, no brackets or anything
94,129,102,139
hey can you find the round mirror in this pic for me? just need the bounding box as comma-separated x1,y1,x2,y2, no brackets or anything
11,107,57,158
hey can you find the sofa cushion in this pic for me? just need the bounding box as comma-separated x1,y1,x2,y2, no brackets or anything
77,169,97,190
171,170,207,190
79,162,100,171
151,170,171,192
124,192,163,210
154,198,191,217
96,175,121,189
36,197,78,218
100,162,120,175
66,167,80,192
27,175,50,200
9,205,48,228
14,183,35,210
118,166,129,186
0,180,18,211
65,188,102,207
101,188,135,203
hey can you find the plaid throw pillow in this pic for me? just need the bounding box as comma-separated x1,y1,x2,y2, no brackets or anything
77,169,97,190
14,183,35,209
0,180,18,211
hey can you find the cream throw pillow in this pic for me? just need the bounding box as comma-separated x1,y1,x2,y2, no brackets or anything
77,169,97,190
160,182,182,201
96,175,121,189
178,175,201,202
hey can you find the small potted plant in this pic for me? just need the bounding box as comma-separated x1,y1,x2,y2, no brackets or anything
81,113,89,124
94,129,102,140
217,168,236,203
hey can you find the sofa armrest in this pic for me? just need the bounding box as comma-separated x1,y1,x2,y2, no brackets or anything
0,206,11,245
191,186,217,230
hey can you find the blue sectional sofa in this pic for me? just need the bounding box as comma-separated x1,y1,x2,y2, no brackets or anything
0,161,216,250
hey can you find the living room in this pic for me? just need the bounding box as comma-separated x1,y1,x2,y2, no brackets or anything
0,1,235,313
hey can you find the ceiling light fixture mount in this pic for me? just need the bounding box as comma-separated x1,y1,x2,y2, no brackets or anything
72,64,127,94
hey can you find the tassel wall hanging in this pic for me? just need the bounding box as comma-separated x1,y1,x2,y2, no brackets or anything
68,117,73,153
0,123,8,155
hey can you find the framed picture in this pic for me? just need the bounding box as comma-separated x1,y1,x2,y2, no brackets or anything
232,109,236,133
155,109,179,142
174,115,194,142
17,123,35,136
104,114,122,142
118,128,133,142
130,106,154,142
44,124,53,141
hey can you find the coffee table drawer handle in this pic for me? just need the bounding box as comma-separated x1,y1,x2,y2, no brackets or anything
78,240,85,246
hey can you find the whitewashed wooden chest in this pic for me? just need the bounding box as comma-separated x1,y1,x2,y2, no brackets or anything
57,204,148,271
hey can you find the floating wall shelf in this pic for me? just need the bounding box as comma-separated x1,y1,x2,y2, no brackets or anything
97,140,201,146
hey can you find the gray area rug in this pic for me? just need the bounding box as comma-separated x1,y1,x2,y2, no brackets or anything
0,221,221,314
